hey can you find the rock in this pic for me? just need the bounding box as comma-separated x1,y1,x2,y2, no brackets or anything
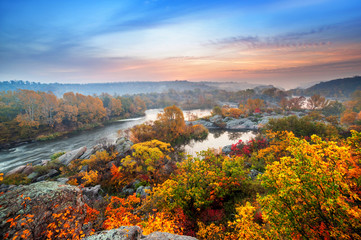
82,185,103,201
192,119,217,129
56,177,69,184
249,169,262,180
0,181,84,239
136,186,151,198
226,119,245,129
143,232,198,240
84,226,142,240
0,184,16,193
222,145,232,155
27,172,39,180
223,117,234,122
107,161,115,168
209,115,223,124
5,165,27,177
80,149,94,159
84,227,199,240
58,146,87,165
22,165,34,175
131,180,141,189
47,169,59,178
36,169,59,181
114,137,133,156
122,188,135,196
41,160,50,166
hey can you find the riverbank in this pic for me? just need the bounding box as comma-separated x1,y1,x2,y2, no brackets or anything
0,113,146,150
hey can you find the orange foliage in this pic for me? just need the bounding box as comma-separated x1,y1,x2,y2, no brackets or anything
5,196,98,240
142,210,183,235
245,98,265,113
103,194,141,229
341,111,357,125
221,107,243,118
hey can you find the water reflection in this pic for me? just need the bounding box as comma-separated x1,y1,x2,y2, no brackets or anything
184,129,256,156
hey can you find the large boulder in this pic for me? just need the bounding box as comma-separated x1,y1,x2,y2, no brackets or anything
0,181,85,239
84,227,198,240
58,146,87,165
84,226,142,240
143,232,198,240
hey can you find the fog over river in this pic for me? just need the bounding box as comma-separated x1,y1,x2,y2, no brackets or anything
0,109,255,173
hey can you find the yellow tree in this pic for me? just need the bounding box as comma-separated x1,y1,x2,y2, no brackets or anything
259,131,361,239
112,140,174,186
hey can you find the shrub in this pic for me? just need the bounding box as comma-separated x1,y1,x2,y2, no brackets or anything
50,151,65,161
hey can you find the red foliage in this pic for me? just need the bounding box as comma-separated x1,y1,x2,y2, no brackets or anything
231,138,268,157
199,208,225,223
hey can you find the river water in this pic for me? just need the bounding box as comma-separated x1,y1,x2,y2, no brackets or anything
0,109,255,173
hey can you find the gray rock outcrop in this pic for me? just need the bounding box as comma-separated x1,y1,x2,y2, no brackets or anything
114,137,133,156
84,227,198,240
84,226,142,240
143,232,198,240
58,146,87,165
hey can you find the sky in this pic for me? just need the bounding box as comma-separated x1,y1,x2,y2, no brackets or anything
0,0,361,89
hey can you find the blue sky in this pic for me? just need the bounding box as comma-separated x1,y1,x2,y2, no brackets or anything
0,0,361,88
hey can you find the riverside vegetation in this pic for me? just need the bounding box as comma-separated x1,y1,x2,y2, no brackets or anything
0,88,361,239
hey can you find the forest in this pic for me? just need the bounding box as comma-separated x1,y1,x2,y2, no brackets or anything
0,85,361,239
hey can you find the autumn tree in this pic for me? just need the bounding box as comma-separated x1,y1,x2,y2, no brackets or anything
279,96,305,111
340,110,358,126
108,97,122,117
148,150,251,219
111,140,174,186
38,91,58,126
245,98,265,113
16,90,42,127
259,131,361,239
154,105,186,143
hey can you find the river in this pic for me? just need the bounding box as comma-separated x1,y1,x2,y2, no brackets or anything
0,109,256,173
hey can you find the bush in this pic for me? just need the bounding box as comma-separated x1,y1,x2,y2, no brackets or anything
264,115,339,139
50,151,65,161
2,173,31,185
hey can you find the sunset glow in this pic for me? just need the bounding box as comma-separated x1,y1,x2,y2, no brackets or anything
1,0,361,88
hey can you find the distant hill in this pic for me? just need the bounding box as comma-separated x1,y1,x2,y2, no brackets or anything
0,80,267,97
290,76,361,98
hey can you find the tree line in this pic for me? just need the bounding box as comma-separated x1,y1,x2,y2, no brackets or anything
0,90,146,147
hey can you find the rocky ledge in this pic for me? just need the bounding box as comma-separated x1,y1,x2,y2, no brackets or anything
189,111,306,131
85,226,198,240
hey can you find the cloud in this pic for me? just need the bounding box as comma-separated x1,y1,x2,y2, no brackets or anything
207,18,361,51
207,25,336,50
225,58,361,75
